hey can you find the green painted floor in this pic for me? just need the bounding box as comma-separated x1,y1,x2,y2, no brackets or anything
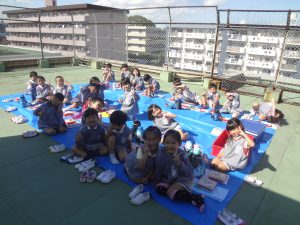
0,65,299,225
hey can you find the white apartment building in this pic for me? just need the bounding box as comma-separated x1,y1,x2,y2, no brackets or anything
3,2,127,60
127,25,166,65
167,23,300,80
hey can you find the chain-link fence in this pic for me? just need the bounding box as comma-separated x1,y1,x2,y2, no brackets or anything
0,5,300,104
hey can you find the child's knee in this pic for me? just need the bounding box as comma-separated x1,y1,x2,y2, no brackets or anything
45,128,56,136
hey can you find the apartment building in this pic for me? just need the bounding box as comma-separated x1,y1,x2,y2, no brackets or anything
3,2,127,60
127,25,166,65
167,21,300,79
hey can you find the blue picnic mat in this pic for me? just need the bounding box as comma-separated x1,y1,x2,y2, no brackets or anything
0,84,276,225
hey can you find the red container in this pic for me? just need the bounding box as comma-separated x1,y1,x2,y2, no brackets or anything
212,130,254,157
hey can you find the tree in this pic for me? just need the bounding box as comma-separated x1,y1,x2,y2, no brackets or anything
127,15,155,27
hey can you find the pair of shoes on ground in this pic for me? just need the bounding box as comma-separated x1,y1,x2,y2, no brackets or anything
5,106,17,112
60,153,84,164
129,184,150,205
11,115,28,124
49,144,66,153
109,153,120,164
22,130,39,138
2,98,13,103
96,169,116,184
218,208,245,225
75,159,95,172
80,170,96,183
244,175,263,187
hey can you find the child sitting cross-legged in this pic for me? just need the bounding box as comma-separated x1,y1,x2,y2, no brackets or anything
211,118,255,172
220,90,242,118
33,93,67,136
51,76,73,104
107,110,132,164
143,74,160,97
81,97,104,127
154,129,205,212
125,126,162,184
36,75,51,103
199,83,220,109
72,108,108,160
148,104,188,141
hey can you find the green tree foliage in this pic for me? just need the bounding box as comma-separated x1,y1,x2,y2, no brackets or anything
128,15,155,27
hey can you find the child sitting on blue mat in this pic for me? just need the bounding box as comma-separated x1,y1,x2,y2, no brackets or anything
199,83,220,109
211,118,255,172
148,104,188,141
119,77,140,121
143,74,160,97
24,71,38,98
107,110,132,164
80,97,104,127
125,126,162,184
36,76,51,103
69,83,102,109
102,63,115,83
154,129,205,212
51,76,73,104
73,108,108,159
220,91,242,118
132,68,144,91
33,93,67,136
172,78,200,105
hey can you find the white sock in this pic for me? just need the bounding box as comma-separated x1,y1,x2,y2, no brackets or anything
109,153,120,164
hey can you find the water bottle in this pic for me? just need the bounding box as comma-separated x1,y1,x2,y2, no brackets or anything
136,127,144,143
20,95,27,108
131,120,141,141
184,141,193,153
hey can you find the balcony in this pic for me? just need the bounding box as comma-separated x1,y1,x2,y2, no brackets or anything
7,36,40,43
207,33,216,39
128,32,146,38
184,43,205,50
183,54,204,61
170,42,182,48
280,64,298,72
169,52,182,58
170,32,183,38
284,50,300,59
128,46,146,52
6,27,39,33
182,63,203,71
227,46,245,54
245,60,274,69
286,38,300,46
248,35,279,44
184,33,206,39
247,48,276,57
225,59,244,65
128,39,146,45
228,34,247,42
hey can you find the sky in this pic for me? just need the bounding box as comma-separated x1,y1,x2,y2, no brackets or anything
1,0,300,10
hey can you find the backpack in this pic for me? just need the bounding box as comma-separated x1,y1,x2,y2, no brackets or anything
211,109,223,121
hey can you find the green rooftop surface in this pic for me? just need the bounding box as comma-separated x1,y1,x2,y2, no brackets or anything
0,65,299,225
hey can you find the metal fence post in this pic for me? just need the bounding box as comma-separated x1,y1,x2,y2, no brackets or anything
38,10,44,60
71,13,76,57
125,10,128,63
211,8,220,78
273,10,291,88
167,7,172,72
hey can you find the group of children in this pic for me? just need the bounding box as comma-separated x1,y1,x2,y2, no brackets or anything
23,64,284,210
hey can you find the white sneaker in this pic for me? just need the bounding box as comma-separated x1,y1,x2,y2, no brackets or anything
130,192,150,205
49,144,66,153
96,169,111,181
129,184,144,198
100,170,116,184
78,160,95,172
75,159,93,169
67,156,84,164
109,153,120,164
5,106,17,112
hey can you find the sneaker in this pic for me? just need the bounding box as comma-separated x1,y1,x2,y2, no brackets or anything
130,192,150,205
67,156,84,164
96,169,111,182
5,106,17,112
86,170,97,183
49,144,66,153
75,159,93,169
78,160,95,172
129,184,144,198
60,153,74,161
80,171,88,183
109,153,120,164
100,170,116,184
